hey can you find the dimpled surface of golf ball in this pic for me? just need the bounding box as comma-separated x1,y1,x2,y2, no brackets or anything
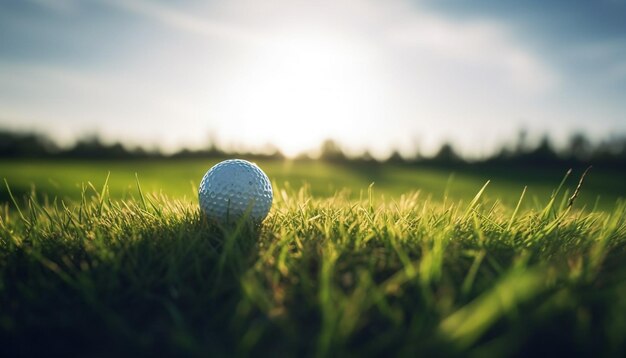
198,159,273,223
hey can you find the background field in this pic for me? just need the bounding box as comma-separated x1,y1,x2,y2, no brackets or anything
2,159,625,211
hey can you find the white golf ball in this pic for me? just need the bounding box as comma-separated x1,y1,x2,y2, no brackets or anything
198,159,273,223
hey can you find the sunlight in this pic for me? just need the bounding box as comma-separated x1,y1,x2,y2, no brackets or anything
214,31,384,157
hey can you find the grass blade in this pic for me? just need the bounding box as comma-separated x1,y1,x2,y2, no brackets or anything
98,171,111,215
541,169,572,219
462,180,490,220
135,173,148,210
507,186,527,231
567,166,592,210
3,178,30,225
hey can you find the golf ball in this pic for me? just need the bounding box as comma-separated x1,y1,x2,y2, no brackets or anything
198,159,273,223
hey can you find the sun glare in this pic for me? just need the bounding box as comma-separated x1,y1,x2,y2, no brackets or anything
214,32,384,157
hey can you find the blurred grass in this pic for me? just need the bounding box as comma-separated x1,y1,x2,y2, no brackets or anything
1,159,625,210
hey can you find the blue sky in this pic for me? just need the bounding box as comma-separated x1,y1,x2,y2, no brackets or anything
1,0,625,158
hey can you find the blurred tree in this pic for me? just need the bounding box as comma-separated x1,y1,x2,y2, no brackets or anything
63,135,130,159
387,150,405,164
568,133,592,161
594,136,626,163
1,128,625,167
515,129,529,155
432,142,460,164
319,139,346,162
519,135,558,166
0,130,57,158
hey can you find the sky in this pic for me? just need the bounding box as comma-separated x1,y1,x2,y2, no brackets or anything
1,0,625,158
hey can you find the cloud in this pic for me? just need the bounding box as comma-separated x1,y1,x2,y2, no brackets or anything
384,9,558,94
102,0,264,45
98,0,558,96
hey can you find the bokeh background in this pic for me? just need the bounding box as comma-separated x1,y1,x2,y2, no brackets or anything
1,0,626,207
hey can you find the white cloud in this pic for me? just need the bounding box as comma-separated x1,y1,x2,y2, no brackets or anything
384,10,558,94
211,0,559,94
99,0,558,96
102,0,265,45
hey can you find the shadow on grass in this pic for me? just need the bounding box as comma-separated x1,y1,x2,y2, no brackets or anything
0,214,264,357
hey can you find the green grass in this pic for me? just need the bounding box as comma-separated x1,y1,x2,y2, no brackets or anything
2,159,625,210
1,173,625,356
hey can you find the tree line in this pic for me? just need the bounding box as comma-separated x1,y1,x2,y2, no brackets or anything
1,129,625,168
